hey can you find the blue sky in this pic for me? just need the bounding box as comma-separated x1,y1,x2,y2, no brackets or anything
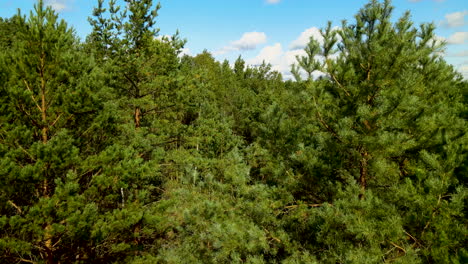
1,0,467,78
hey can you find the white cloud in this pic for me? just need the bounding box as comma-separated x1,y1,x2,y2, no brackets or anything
447,32,468,44
246,43,326,80
288,26,341,50
214,32,267,55
44,0,72,11
232,32,268,50
180,47,191,56
247,43,284,66
441,10,468,28
244,26,342,79
289,27,323,50
266,0,281,4
155,35,172,41
429,35,447,47
457,64,468,79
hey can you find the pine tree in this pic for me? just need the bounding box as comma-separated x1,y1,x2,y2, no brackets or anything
0,2,163,263
286,0,467,262
1,0,466,262
0,16,22,49
88,0,185,129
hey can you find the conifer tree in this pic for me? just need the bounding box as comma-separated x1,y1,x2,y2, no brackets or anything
0,2,163,263
88,0,185,129
287,0,467,262
1,0,466,262
0,16,22,49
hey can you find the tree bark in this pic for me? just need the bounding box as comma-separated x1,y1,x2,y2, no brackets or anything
135,107,141,128
39,55,49,197
40,53,55,264
359,151,368,200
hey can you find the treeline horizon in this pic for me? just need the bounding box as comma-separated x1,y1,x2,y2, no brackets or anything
0,0,467,263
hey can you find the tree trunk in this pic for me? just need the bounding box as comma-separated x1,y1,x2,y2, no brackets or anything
40,56,49,196
135,107,141,128
359,151,368,200
40,53,55,264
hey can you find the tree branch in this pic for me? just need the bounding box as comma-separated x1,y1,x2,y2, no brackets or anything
316,111,343,143
137,90,159,99
284,203,325,209
390,242,406,254
327,60,351,97
8,200,22,214
142,104,176,115
18,258,37,264
311,93,343,143
422,195,442,235
49,113,62,128
123,72,139,97
17,143,36,162
17,104,41,128
23,80,42,112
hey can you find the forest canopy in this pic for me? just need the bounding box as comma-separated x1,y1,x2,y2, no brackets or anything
0,0,467,263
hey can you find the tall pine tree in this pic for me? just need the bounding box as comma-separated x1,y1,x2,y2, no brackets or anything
0,2,163,263
286,0,467,262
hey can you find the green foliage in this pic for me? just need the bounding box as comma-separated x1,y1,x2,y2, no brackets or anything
273,0,468,262
0,1,163,263
0,0,466,263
